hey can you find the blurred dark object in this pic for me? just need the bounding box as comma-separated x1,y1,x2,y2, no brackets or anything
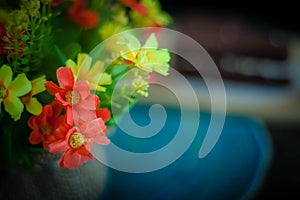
160,0,300,35
160,0,299,86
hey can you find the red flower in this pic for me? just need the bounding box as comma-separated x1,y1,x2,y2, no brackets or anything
45,67,100,125
67,0,99,29
46,67,99,107
121,0,148,16
48,118,109,169
28,101,64,150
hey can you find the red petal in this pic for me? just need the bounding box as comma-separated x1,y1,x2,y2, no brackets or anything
48,139,68,154
28,116,38,129
57,67,74,89
45,81,65,95
29,131,42,145
50,101,63,119
55,93,70,107
65,106,75,126
96,108,111,122
43,104,54,119
61,150,81,169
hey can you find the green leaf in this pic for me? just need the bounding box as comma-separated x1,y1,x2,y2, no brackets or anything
54,45,67,65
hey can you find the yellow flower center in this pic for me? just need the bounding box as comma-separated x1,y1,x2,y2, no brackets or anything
65,90,80,105
38,123,52,136
20,92,32,104
0,82,8,101
69,132,90,149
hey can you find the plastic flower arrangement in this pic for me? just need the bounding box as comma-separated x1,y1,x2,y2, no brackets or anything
0,0,171,169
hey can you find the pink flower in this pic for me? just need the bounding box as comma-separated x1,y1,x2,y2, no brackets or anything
28,101,64,150
48,118,109,169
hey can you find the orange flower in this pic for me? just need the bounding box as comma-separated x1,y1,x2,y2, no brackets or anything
28,101,64,150
67,0,99,29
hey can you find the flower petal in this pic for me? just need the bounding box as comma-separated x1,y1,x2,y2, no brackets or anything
45,81,65,95
55,93,70,107
57,67,74,89
96,108,111,122
26,97,43,115
94,135,110,145
48,139,68,154
83,118,106,136
86,61,104,78
8,73,31,96
28,116,38,129
143,33,158,49
77,53,91,77
29,131,42,145
3,93,24,121
66,59,78,77
0,64,12,87
59,149,80,169
50,101,63,119
74,80,90,100
78,94,99,110
31,75,46,96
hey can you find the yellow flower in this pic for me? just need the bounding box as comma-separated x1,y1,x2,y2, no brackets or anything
66,53,112,92
0,64,31,121
20,75,46,115
120,33,170,76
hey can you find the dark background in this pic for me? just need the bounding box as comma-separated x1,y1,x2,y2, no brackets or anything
159,0,300,199
161,0,300,35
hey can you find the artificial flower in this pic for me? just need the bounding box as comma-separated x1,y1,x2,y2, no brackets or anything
45,67,99,109
0,64,31,121
28,101,64,150
120,33,171,75
49,118,109,169
66,53,112,92
20,75,46,115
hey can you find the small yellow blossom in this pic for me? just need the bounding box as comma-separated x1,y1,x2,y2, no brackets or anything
0,64,31,121
66,53,112,92
20,75,46,115
120,33,170,76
